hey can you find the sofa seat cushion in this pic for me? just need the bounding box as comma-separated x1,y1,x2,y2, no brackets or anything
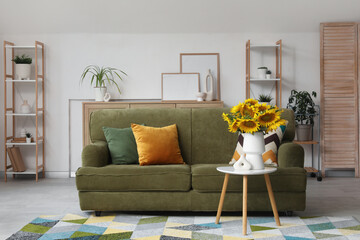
191,164,306,193
76,164,191,192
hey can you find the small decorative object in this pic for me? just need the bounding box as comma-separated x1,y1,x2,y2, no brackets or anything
266,70,272,79
223,98,286,170
103,92,111,102
80,65,127,102
196,92,206,101
257,94,273,105
233,154,252,170
257,67,268,79
20,100,31,114
20,128,27,138
287,90,317,141
12,54,32,80
161,73,200,101
204,69,215,101
25,132,32,143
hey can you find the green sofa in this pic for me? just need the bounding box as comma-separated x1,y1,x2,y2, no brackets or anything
76,108,306,215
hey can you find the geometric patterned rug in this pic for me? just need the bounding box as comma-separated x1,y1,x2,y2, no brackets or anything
6,213,360,240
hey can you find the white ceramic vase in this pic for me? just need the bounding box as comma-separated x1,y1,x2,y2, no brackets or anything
265,74,271,79
258,68,267,79
94,87,107,102
204,69,214,101
16,64,31,80
242,132,265,170
26,137,31,143
20,100,31,114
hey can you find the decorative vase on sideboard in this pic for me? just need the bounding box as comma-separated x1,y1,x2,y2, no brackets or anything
94,87,107,102
242,132,265,170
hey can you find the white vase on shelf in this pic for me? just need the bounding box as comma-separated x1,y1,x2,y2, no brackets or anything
20,100,31,114
16,64,31,80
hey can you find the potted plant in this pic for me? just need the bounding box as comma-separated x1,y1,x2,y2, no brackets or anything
266,70,272,79
287,90,317,141
12,54,32,80
257,94,273,105
257,67,267,79
80,65,127,101
25,132,32,143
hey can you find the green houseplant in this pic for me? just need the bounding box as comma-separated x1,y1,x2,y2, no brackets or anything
257,94,273,104
287,89,317,141
80,65,127,101
12,54,32,80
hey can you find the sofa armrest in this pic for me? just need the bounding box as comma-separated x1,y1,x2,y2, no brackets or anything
81,141,110,167
277,142,304,168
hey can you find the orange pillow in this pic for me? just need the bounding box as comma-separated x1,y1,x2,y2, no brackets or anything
131,123,184,166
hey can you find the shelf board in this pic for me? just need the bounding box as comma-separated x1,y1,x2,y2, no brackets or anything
250,78,280,82
293,140,319,145
6,168,43,175
6,112,43,116
5,79,41,83
6,141,43,146
305,167,319,173
250,44,279,48
5,45,42,49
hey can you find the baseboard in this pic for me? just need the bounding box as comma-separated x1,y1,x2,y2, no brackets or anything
0,171,70,179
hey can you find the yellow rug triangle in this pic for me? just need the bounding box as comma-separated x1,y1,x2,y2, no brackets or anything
62,214,87,221
85,216,115,223
223,236,251,240
163,228,192,239
103,228,130,235
220,216,242,222
133,235,161,240
109,221,133,227
339,228,360,236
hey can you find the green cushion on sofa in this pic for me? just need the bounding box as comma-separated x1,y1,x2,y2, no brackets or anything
103,126,138,164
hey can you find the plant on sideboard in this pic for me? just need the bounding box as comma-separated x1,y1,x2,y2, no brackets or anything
80,65,127,101
12,54,32,80
287,89,317,141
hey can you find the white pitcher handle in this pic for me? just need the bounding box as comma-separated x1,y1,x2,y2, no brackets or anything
103,92,111,102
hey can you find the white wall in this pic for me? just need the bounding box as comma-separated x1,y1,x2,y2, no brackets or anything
0,32,321,176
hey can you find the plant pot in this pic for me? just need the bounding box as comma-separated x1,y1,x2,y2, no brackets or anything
15,64,31,80
94,87,107,102
258,69,267,79
243,132,265,170
265,74,271,79
26,137,31,143
259,101,271,105
296,124,312,141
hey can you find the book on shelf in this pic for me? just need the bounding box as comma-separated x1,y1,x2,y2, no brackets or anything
6,147,26,172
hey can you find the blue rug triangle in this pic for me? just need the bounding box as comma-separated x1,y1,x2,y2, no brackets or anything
31,217,57,224
198,223,222,228
248,217,274,225
41,231,75,239
284,236,314,240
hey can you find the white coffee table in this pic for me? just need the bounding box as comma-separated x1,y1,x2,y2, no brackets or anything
215,166,281,235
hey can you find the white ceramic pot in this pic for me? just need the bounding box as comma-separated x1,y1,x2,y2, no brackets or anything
94,87,107,102
26,137,31,143
16,64,31,80
266,74,271,79
257,68,267,79
20,100,32,114
243,132,265,170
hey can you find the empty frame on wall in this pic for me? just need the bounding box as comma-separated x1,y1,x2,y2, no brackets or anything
180,53,220,100
161,73,200,101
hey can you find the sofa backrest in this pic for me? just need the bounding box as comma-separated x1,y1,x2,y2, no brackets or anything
89,108,192,164
191,108,296,164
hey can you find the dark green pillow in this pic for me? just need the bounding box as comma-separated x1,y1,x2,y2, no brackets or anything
102,126,139,164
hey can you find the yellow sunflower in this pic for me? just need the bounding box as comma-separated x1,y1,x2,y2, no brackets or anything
238,119,259,134
222,113,231,124
257,109,280,127
244,98,258,106
228,119,240,133
230,103,244,115
257,103,271,112
241,104,258,118
266,119,288,133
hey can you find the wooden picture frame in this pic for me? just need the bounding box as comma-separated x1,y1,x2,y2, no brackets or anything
161,73,200,101
180,53,220,100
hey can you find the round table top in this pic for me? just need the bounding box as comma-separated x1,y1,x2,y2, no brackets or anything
216,166,277,175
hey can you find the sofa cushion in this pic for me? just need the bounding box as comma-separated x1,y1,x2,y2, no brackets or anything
76,164,191,192
191,164,306,193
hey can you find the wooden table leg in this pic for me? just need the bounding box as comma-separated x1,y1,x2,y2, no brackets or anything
215,173,229,224
264,174,281,226
243,175,248,235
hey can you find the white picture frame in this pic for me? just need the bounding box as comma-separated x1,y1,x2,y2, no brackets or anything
180,53,220,100
161,73,200,101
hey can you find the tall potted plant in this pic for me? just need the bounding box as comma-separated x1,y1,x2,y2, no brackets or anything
12,54,32,80
287,90,317,141
80,65,127,101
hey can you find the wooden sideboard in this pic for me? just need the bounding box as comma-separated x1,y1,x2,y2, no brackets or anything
82,101,224,146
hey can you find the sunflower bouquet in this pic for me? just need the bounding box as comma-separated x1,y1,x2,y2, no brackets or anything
222,99,286,134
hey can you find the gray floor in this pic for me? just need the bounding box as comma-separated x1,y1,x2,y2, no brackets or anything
1,177,360,239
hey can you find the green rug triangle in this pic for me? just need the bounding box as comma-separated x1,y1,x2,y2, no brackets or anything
300,216,320,219
192,231,223,240
313,232,340,239
71,231,99,238
138,216,168,225
250,225,276,232
64,218,88,224
98,232,132,240
21,223,50,234
342,225,360,230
